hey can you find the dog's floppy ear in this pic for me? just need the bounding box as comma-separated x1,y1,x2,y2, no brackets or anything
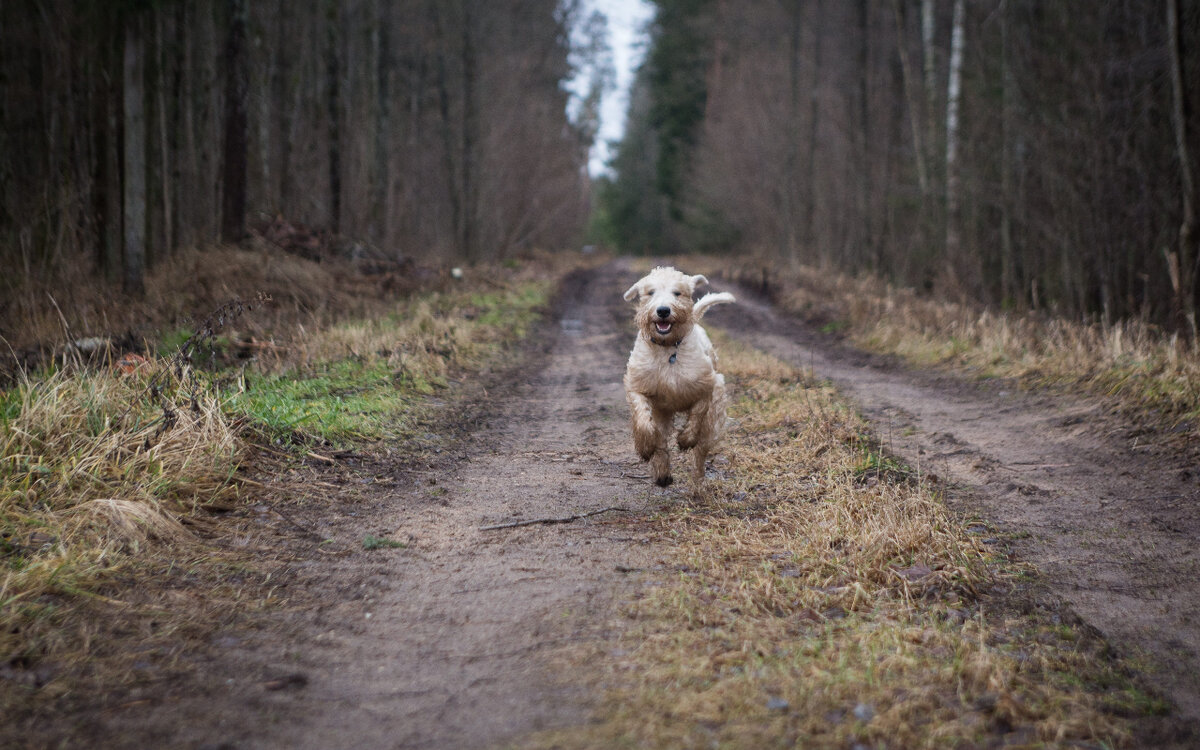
691,274,709,289
623,283,641,302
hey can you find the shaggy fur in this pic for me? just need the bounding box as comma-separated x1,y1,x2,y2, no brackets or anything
622,266,735,489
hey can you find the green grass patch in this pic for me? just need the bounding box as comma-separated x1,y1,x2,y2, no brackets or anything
222,279,552,446
224,360,414,444
362,535,407,551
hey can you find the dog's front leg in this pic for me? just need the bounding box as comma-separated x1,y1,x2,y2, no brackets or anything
648,407,675,486
627,391,658,461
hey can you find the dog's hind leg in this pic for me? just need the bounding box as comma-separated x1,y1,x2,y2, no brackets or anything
677,401,708,451
690,376,728,488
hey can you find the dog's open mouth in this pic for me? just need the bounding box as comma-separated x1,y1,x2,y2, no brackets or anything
654,321,673,336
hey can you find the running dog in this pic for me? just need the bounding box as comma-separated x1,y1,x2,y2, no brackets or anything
622,266,735,490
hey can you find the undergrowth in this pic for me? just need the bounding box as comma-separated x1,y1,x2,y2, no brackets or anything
533,333,1140,748
707,258,1200,435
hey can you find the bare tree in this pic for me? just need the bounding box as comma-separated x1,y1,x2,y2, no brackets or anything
1167,0,1198,340
123,12,147,294
220,0,248,243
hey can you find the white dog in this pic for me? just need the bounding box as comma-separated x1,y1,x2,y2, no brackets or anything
622,267,735,489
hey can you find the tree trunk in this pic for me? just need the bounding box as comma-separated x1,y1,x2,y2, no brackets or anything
803,0,824,255
1167,0,1199,340
943,0,965,282
999,0,1015,305
275,0,296,212
891,0,929,195
782,0,802,260
122,14,146,295
432,3,462,257
370,0,391,246
94,33,123,281
325,0,341,234
459,2,477,260
921,0,937,171
221,0,248,243
857,0,873,265
156,8,173,257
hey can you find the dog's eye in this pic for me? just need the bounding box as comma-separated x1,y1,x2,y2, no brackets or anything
673,291,681,297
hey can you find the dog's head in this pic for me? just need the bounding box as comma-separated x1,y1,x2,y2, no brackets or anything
623,266,709,346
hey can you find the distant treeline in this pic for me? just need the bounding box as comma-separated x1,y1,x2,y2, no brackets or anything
0,0,598,295
598,0,1200,333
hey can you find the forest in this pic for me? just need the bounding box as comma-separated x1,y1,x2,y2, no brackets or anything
598,0,1200,335
4,1,1200,337
0,0,600,300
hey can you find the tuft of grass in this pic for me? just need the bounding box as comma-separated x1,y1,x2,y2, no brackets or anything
362,535,406,551
0,359,243,663
531,332,1138,749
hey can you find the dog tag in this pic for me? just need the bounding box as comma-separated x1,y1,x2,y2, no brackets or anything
669,352,677,364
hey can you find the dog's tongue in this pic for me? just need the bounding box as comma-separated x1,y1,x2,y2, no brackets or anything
655,322,672,335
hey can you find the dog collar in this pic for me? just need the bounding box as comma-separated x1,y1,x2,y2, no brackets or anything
651,331,686,358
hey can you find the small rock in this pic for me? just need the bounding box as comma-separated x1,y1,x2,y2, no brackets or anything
896,563,934,581
821,606,847,620
852,702,875,722
261,673,308,691
767,696,789,711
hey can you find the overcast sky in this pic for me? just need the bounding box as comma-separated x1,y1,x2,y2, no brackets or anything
570,0,654,177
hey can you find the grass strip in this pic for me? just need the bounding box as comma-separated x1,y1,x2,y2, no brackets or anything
715,259,1200,433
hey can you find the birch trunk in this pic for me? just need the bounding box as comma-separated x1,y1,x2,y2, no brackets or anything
943,0,965,274
921,0,937,169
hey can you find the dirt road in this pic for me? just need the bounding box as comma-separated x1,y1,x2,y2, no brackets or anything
84,263,660,748
33,259,1200,747
714,281,1200,724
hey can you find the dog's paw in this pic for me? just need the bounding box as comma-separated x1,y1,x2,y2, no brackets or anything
655,474,674,487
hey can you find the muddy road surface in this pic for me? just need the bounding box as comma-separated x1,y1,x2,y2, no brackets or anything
714,280,1200,725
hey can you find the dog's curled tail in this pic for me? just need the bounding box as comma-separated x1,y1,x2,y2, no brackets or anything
694,291,736,319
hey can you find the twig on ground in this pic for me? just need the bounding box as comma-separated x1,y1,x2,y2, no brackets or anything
480,506,628,531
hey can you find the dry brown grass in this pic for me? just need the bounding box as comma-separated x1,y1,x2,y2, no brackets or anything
695,257,1200,435
1,357,243,661
532,332,1141,748
0,241,432,375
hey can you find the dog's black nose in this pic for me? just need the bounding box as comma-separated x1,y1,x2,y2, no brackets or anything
656,306,671,319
